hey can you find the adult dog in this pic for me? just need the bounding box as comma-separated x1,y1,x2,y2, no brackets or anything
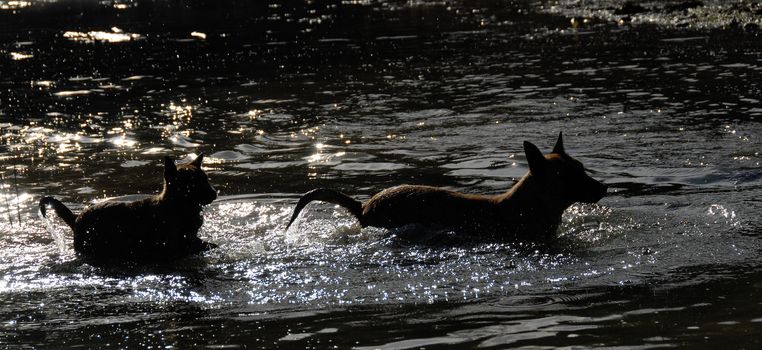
287,133,606,241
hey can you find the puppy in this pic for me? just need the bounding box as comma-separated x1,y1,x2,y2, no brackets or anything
287,133,607,241
40,154,218,262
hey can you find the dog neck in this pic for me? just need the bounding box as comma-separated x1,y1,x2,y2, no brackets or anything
494,173,567,238
157,183,204,213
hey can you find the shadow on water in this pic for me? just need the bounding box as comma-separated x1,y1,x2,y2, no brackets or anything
1,0,762,348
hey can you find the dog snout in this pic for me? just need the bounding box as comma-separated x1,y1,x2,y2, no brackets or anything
207,187,218,202
592,181,607,202
598,182,608,198
578,176,607,203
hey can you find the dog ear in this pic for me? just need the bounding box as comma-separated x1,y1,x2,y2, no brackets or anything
164,156,178,179
190,153,205,168
524,141,547,178
552,131,564,154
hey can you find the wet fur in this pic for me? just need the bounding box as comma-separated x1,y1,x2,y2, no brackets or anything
40,154,218,262
287,133,607,241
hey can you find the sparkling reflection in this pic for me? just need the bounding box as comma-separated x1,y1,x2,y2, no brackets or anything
9,52,32,60
110,135,137,148
0,1,30,10
1,0,761,347
190,31,207,40
63,29,141,43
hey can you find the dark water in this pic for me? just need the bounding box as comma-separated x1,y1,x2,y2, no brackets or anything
2,0,762,348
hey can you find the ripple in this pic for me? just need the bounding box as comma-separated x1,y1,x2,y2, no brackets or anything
169,134,200,148
234,144,269,154
120,160,149,168
332,162,409,172
209,150,248,162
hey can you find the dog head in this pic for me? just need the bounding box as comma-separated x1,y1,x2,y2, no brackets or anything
163,153,218,206
524,132,607,207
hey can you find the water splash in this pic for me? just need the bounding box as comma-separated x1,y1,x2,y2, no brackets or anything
706,204,740,228
38,208,67,255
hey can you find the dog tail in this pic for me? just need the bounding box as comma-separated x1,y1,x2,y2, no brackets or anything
39,196,77,230
286,188,363,229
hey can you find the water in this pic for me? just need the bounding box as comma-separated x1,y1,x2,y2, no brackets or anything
2,0,762,348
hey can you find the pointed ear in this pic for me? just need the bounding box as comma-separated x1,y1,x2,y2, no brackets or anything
552,131,564,154
190,153,204,168
523,141,547,178
164,156,177,180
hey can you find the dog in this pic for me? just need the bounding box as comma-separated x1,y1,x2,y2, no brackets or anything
39,154,218,262
286,132,607,241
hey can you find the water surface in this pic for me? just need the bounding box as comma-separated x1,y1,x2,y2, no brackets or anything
1,0,761,348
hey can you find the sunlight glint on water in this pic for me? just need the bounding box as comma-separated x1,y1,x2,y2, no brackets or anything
1,0,761,348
